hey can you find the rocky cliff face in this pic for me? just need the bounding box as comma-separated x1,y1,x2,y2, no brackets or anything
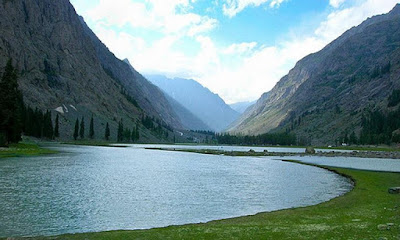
0,0,182,140
229,4,400,144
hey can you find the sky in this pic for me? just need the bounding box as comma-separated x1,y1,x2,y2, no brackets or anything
70,0,400,104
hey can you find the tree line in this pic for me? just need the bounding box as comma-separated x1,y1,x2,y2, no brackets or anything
141,115,170,139
116,118,140,142
0,60,23,145
216,132,296,146
0,60,141,145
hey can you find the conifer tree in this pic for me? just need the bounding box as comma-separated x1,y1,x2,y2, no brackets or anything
117,119,123,142
135,125,139,141
54,114,59,138
43,110,53,139
73,118,79,140
79,117,85,139
105,122,110,141
89,115,94,139
0,59,23,145
131,126,136,142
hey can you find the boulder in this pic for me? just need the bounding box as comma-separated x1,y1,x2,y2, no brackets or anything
388,187,400,194
305,147,316,154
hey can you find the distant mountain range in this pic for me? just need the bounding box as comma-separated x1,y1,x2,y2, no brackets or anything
0,0,181,141
123,60,211,131
228,4,400,145
146,75,239,132
229,100,257,114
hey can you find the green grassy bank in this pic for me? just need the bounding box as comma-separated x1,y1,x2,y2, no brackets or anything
10,164,398,240
0,142,56,159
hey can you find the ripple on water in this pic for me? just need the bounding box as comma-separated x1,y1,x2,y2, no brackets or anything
0,145,352,237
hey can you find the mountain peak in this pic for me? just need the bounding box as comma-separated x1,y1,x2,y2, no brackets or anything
390,3,400,15
228,5,400,145
146,74,239,132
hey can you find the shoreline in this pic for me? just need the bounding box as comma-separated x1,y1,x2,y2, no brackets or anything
0,142,57,159
2,153,398,239
146,147,400,159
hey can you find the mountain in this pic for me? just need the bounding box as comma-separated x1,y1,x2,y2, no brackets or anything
146,74,239,132
0,0,182,141
123,60,211,131
163,94,213,131
229,4,400,145
229,100,257,114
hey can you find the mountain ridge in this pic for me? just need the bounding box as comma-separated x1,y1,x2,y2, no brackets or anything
0,0,182,141
146,74,239,132
228,4,400,145
123,60,212,131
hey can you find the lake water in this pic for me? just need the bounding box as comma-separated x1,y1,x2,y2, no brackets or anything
278,155,400,172
0,145,352,237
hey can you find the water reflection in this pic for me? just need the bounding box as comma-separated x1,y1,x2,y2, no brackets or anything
0,145,351,237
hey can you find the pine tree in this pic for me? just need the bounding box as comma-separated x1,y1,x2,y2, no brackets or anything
73,118,79,140
43,110,53,139
131,126,136,142
105,122,110,141
117,119,124,142
0,59,23,145
135,125,139,141
124,128,131,142
54,114,59,138
89,115,94,139
79,117,85,139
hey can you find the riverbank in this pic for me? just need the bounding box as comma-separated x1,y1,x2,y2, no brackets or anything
0,142,56,159
148,147,400,159
4,161,398,239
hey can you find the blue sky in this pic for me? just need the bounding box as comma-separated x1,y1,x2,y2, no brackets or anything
70,0,400,103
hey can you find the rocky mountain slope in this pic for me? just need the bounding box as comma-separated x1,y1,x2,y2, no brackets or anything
0,0,182,141
123,60,211,131
146,75,239,132
228,4,400,145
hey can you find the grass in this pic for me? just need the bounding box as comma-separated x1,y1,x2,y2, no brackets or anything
62,140,115,147
11,163,399,240
317,145,400,152
0,142,57,158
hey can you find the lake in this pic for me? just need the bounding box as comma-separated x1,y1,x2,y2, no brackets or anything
0,145,352,237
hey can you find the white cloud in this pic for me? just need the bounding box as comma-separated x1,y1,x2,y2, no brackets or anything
73,0,400,103
329,0,346,8
85,0,217,36
200,0,400,103
222,0,287,17
222,42,258,55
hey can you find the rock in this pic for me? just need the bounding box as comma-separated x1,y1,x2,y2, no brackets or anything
377,224,388,230
305,147,316,154
388,187,400,194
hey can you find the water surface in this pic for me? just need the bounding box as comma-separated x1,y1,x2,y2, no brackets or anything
0,145,351,237
278,155,400,172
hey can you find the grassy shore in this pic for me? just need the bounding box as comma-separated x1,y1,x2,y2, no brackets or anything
0,142,56,159
9,162,398,240
317,145,400,152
